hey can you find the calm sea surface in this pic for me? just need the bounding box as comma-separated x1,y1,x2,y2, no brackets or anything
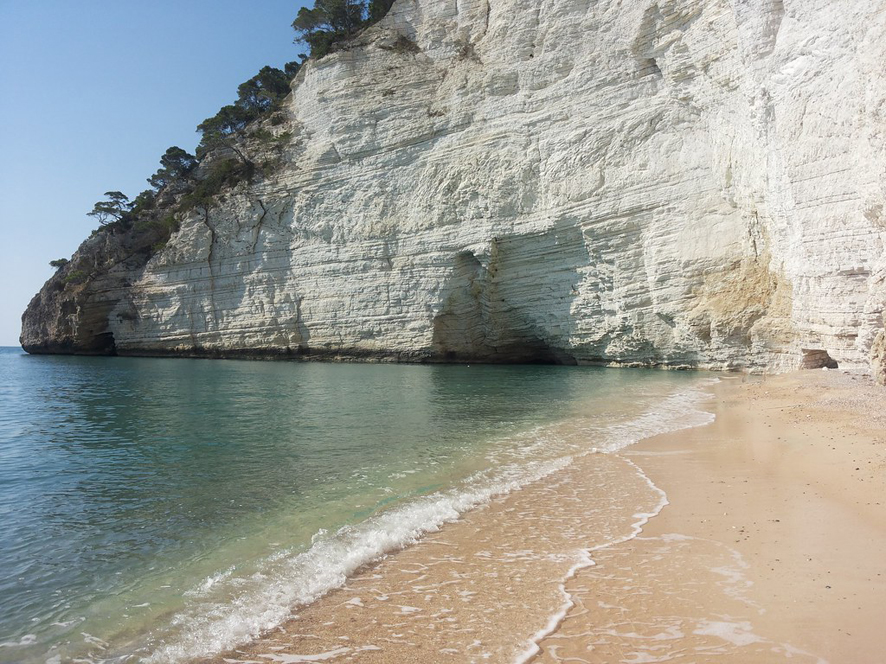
0,347,710,662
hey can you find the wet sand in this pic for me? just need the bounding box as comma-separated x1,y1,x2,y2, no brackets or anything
214,371,886,664
211,448,666,663
537,370,886,663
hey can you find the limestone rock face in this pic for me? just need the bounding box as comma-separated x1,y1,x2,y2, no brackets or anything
22,0,886,372
21,230,158,355
873,331,886,385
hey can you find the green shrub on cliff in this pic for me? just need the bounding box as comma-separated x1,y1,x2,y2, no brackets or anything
148,147,198,190
64,270,88,285
368,0,395,22
130,189,156,214
87,191,130,226
292,0,397,59
196,64,296,161
66,2,399,270
292,0,365,58
180,159,253,212
237,66,292,114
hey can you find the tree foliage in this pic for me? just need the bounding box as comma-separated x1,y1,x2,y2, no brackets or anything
180,159,252,212
69,4,399,268
87,191,130,225
64,270,88,285
292,0,396,59
284,60,302,79
196,64,294,160
207,104,253,136
293,0,366,36
148,146,198,190
368,0,395,22
237,66,292,113
130,189,157,215
49,258,69,270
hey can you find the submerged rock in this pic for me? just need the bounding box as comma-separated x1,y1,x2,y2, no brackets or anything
21,0,886,373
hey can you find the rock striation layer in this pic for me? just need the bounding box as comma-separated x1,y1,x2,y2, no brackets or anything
22,0,886,372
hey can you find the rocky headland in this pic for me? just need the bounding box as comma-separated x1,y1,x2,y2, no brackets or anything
21,0,886,378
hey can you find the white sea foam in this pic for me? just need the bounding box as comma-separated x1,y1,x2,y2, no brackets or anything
145,454,573,662
514,379,719,664
144,379,718,664
692,620,763,647
0,634,37,648
183,566,234,598
256,646,351,662
594,380,717,453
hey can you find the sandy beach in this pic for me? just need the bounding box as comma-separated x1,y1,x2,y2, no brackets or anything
216,370,886,664
537,371,886,663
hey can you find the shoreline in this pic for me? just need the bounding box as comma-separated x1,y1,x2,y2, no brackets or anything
208,451,670,664
16,343,773,373
536,370,886,662
514,456,671,664
206,370,885,663
205,377,715,664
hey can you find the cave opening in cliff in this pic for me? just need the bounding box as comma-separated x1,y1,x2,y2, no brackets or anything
801,348,838,370
505,339,578,365
96,331,117,356
435,341,576,365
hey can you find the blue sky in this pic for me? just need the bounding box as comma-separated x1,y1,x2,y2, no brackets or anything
0,1,311,346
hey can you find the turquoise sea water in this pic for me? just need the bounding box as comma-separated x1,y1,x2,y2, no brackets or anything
0,347,710,663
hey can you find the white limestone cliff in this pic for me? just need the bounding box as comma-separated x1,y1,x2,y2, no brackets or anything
24,0,886,372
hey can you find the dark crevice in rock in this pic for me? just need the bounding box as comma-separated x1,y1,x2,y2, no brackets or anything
801,348,839,370
642,57,662,78
201,209,219,333
252,200,269,253
481,0,491,39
